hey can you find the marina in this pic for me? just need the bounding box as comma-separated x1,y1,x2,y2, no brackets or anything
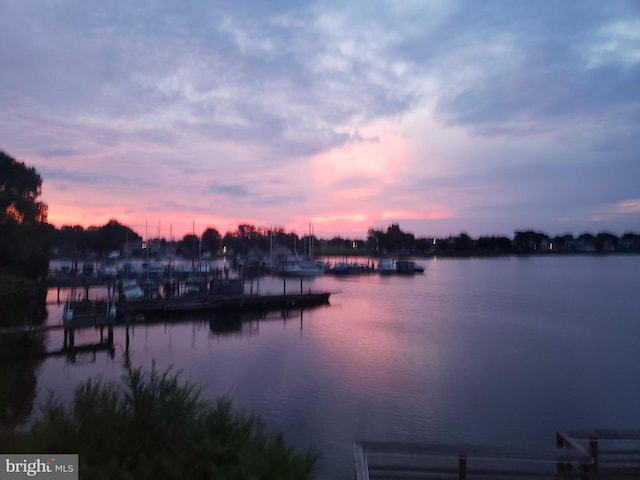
3,255,640,479
0,282,331,359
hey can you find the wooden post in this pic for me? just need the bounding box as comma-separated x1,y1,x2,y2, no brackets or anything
107,326,113,345
589,438,598,472
300,278,303,295
283,277,286,295
458,453,467,479
57,287,61,304
556,431,567,475
69,329,75,348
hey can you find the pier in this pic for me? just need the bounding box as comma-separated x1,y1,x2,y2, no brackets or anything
0,310,116,362
354,429,640,479
0,288,331,360
117,291,331,315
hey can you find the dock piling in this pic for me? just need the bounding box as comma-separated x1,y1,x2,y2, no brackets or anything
458,453,467,479
589,438,598,472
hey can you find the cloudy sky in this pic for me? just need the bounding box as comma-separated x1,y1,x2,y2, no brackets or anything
1,0,639,239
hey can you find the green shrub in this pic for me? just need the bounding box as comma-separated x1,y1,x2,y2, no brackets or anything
6,361,318,480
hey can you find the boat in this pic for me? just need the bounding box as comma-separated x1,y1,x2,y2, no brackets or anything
101,263,118,277
329,262,354,275
377,258,397,274
329,262,375,275
280,255,325,277
278,223,326,277
396,259,425,274
121,279,143,300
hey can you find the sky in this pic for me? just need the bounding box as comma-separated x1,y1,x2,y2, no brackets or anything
1,1,639,240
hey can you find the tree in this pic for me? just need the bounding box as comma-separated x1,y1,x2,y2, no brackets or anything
201,227,221,255
177,234,199,258
0,151,47,224
100,220,141,254
0,152,50,281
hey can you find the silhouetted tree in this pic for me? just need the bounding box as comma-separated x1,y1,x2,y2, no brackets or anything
620,232,640,251
454,232,473,253
595,232,618,252
0,152,51,280
475,236,512,254
201,227,221,255
513,230,549,253
177,234,199,259
0,151,47,224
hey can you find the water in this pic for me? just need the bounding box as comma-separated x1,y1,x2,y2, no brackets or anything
15,256,640,478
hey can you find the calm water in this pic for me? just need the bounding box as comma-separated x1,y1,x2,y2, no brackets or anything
22,256,640,478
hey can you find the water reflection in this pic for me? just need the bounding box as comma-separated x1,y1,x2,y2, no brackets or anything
0,306,47,436
139,307,312,340
8,257,640,480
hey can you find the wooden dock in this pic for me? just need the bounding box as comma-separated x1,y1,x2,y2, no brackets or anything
0,308,117,362
354,429,640,479
117,291,331,315
0,291,332,360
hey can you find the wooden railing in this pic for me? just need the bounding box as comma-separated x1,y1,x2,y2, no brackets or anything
557,429,640,477
355,429,640,479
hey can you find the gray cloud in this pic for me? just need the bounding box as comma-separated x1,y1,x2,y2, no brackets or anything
426,2,640,134
1,0,638,236
209,182,249,198
40,149,78,158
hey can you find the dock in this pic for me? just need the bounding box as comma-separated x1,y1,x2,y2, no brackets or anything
354,429,640,479
117,291,331,315
0,290,331,360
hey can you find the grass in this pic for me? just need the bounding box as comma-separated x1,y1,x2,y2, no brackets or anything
3,359,318,480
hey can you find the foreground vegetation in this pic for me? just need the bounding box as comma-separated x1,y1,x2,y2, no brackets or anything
2,361,317,480
0,151,51,320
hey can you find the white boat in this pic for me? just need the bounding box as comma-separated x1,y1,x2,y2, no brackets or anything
102,263,118,277
121,279,143,299
378,258,397,274
281,255,325,277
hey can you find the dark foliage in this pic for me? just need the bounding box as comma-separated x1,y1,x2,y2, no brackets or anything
3,362,317,480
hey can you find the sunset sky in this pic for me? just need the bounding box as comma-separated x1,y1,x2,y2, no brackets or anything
1,1,639,239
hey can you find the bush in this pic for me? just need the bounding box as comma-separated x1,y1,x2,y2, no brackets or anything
4,361,317,480
0,273,37,310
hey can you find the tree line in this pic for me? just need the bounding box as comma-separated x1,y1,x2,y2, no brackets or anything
50,220,640,260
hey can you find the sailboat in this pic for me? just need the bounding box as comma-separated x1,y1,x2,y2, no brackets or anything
280,223,325,277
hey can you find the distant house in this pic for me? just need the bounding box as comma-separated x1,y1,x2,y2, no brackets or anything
576,235,596,252
620,233,640,252
540,238,550,251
